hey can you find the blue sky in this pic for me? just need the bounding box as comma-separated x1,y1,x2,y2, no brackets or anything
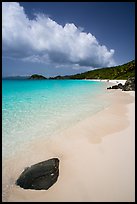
2,2,135,77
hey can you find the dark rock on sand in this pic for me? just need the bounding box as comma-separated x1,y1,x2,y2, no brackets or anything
111,85,119,89
107,77,135,91
107,83,123,89
122,77,135,91
107,86,112,89
16,158,59,190
117,83,123,89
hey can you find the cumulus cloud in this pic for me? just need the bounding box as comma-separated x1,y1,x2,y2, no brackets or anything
2,2,115,68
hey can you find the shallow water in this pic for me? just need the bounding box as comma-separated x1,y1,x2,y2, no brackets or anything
2,79,110,158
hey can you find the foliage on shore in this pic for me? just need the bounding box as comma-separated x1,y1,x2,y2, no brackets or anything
50,60,135,80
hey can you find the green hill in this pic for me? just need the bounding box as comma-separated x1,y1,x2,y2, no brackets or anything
51,60,135,80
29,74,47,80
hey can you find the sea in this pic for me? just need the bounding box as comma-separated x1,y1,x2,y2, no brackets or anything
2,79,111,201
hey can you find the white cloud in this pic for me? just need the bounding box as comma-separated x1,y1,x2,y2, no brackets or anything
2,2,116,68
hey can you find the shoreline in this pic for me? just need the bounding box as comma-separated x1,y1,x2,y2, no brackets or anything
84,79,126,85
3,88,135,202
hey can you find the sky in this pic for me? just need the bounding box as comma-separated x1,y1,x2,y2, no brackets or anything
2,2,135,77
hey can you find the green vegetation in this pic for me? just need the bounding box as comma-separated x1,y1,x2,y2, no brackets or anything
28,60,135,80
50,60,135,80
29,74,47,80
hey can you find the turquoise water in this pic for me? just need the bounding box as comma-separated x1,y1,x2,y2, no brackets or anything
2,79,109,159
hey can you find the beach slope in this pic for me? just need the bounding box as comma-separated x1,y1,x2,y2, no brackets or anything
7,90,135,202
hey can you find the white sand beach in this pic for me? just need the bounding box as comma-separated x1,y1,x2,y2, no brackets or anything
4,88,135,202
85,79,126,85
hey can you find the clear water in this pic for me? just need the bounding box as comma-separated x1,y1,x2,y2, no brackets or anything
2,79,109,159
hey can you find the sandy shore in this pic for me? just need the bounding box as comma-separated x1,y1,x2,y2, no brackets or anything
4,89,135,202
86,79,126,86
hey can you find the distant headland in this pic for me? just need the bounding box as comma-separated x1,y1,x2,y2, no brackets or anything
29,74,47,80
